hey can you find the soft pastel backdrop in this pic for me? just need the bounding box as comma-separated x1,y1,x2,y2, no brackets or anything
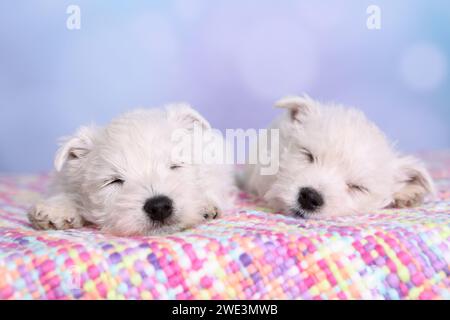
0,0,449,173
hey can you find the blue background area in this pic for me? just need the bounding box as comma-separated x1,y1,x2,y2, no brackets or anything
0,0,449,172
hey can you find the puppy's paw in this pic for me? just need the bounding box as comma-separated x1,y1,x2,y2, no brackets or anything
202,205,221,221
391,194,423,208
392,198,423,209
28,202,83,230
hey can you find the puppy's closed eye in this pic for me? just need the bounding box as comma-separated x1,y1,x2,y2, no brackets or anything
170,164,184,170
347,183,369,194
300,148,315,163
101,178,124,188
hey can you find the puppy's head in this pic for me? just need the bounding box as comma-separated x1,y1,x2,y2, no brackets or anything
265,95,435,218
54,104,223,235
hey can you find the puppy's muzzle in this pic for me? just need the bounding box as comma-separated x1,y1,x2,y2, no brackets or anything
298,187,324,212
143,195,173,222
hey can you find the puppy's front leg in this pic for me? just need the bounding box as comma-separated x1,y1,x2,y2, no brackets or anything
28,194,84,230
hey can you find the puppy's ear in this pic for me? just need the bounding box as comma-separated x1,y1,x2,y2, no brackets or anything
54,126,97,172
391,156,435,208
275,95,317,122
167,103,211,130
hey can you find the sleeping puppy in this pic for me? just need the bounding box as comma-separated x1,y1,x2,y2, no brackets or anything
243,95,435,218
28,104,233,235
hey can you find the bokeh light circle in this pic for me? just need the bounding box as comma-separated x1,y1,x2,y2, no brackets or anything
400,43,447,92
234,18,319,100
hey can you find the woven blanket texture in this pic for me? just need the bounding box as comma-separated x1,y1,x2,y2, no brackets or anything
0,151,449,299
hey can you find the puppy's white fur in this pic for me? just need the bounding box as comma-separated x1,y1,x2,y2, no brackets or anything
243,95,435,218
28,104,233,236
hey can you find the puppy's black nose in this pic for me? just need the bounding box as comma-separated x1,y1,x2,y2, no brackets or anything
143,195,173,222
298,187,324,211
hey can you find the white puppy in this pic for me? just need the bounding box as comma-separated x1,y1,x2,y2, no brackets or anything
28,104,233,235
243,95,435,218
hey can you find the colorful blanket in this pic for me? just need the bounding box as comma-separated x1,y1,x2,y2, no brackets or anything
0,152,449,300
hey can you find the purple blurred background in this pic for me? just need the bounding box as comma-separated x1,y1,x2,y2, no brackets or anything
0,0,449,173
